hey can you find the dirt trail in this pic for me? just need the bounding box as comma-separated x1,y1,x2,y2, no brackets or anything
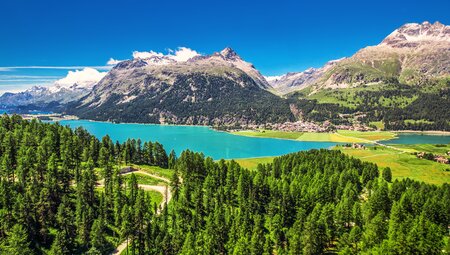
109,169,172,255
121,170,170,183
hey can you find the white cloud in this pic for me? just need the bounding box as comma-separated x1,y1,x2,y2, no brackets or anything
51,67,107,92
132,50,164,59
264,75,283,82
131,47,200,62
107,58,124,65
170,47,200,62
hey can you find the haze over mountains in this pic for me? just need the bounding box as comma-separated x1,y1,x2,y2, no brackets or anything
0,68,106,107
1,21,449,127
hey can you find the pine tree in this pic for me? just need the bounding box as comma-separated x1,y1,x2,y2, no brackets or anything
50,229,72,255
90,219,107,253
250,215,265,255
367,181,391,220
382,167,392,183
302,204,327,255
180,232,196,255
168,149,177,169
2,224,33,255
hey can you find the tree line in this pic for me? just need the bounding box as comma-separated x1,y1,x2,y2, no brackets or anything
0,114,170,254
148,149,450,254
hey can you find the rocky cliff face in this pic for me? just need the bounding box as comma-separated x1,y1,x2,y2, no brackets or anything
381,21,450,47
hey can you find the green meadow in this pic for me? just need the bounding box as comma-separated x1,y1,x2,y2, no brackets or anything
232,129,397,143
338,146,450,185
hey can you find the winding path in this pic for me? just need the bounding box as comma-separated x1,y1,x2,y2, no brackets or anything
108,169,173,255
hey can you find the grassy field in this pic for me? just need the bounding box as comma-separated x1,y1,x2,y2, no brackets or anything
232,157,275,170
146,190,163,209
307,89,361,108
133,164,174,180
232,129,397,143
369,121,384,130
230,141,450,185
336,130,396,141
338,146,450,185
297,132,363,143
123,173,167,185
389,144,450,155
232,130,304,139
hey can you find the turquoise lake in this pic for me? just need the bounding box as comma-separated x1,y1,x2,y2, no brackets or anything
380,133,450,145
56,120,450,159
58,120,337,159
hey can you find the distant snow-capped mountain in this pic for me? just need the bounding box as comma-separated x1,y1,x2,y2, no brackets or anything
0,68,107,107
266,59,344,94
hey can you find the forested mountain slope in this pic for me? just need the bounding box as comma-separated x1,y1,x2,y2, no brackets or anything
66,48,294,125
272,22,450,130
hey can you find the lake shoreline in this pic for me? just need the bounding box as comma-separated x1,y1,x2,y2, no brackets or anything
48,114,450,136
393,130,450,135
56,119,339,159
49,115,450,143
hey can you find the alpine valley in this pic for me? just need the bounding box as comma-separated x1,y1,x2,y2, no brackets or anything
2,5,450,254
2,21,450,130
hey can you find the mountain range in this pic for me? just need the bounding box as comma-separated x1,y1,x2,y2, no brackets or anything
1,21,449,129
0,68,105,108
267,21,450,93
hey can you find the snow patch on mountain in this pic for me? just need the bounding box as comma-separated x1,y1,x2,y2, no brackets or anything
265,75,284,82
107,58,123,65
132,47,200,63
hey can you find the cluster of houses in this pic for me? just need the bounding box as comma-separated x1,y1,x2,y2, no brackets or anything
21,113,78,121
416,152,450,164
234,119,376,133
334,124,374,132
342,143,366,150
268,120,333,132
240,120,334,133
267,120,374,133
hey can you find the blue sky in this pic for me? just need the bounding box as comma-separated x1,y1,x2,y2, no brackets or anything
0,0,449,93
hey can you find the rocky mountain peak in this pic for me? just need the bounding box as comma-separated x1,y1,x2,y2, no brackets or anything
381,21,450,47
220,47,240,60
